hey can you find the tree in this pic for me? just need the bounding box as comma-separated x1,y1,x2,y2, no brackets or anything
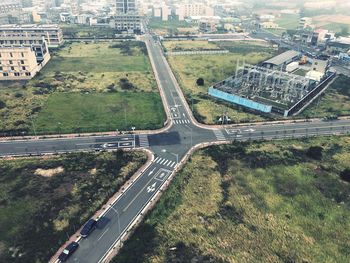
196,77,205,86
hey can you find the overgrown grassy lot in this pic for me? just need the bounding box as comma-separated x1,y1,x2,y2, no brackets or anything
0,42,165,135
148,18,197,35
60,24,117,38
113,136,350,263
0,151,147,263
34,92,165,134
166,40,276,124
302,75,350,118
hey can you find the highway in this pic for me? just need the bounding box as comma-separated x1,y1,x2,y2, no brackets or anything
1,32,350,263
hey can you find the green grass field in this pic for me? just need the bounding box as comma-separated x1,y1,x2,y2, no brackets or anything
0,151,147,263
113,136,350,263
166,40,276,124
0,42,164,135
302,75,350,118
33,92,166,134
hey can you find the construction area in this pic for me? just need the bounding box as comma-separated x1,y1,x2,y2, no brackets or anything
209,50,336,117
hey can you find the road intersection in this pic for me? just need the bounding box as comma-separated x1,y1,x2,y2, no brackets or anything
1,33,350,263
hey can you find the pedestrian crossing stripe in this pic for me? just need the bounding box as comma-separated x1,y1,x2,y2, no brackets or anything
154,157,177,168
139,134,149,148
173,119,190,124
213,129,226,141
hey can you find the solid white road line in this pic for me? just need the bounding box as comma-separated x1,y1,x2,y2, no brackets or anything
97,228,110,242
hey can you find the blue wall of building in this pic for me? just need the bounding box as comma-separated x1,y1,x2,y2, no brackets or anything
208,87,272,113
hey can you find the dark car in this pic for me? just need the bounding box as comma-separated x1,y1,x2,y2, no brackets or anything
80,219,97,238
58,242,79,262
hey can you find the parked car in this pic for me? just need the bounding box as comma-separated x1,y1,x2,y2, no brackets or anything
80,219,97,238
58,242,79,262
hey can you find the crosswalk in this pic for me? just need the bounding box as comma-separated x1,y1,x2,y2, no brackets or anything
213,129,226,141
138,134,149,148
154,157,177,168
173,119,190,124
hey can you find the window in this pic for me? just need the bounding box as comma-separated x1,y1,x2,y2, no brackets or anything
9,60,13,64
10,67,14,71
21,60,24,64
0,66,2,71
3,73,8,77
25,72,31,76
14,72,20,77
22,66,26,70
21,52,24,57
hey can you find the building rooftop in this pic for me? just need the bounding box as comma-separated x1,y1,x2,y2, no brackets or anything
263,50,300,66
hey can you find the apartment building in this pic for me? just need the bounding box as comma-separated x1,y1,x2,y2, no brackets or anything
175,3,214,20
114,0,141,34
0,24,64,48
0,0,22,14
0,36,50,80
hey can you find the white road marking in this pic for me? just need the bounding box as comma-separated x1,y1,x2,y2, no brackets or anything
159,159,166,165
148,167,156,176
97,228,110,241
163,160,170,166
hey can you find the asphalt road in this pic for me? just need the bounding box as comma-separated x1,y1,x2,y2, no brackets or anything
1,33,350,263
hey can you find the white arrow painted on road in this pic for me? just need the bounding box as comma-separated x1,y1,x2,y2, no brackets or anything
147,182,157,193
148,167,156,176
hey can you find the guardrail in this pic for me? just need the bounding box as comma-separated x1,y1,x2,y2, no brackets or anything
166,50,228,56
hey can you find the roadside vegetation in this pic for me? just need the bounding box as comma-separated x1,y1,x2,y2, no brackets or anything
302,75,350,118
0,42,165,135
148,18,197,36
0,151,147,262
165,40,276,124
113,136,350,263
60,24,117,38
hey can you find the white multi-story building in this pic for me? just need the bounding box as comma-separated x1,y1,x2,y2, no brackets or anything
114,0,141,34
175,3,214,21
0,36,50,80
0,24,64,48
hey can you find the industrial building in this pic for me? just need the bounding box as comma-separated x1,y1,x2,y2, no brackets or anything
0,24,64,48
261,50,300,70
0,36,50,81
208,54,334,117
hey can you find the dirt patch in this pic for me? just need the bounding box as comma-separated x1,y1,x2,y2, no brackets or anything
313,15,350,25
89,168,97,175
35,167,64,177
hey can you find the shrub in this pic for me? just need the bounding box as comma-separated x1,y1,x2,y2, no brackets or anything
196,77,205,86
0,100,6,109
340,168,350,183
306,146,323,160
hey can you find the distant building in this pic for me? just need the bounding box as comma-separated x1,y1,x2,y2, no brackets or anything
0,24,64,48
262,50,300,70
175,3,214,21
0,36,50,80
260,21,279,29
327,37,350,54
0,0,22,14
114,0,141,34
199,19,217,33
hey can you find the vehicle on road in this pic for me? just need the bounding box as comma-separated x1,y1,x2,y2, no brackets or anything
80,219,97,238
58,242,79,262
102,143,117,148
